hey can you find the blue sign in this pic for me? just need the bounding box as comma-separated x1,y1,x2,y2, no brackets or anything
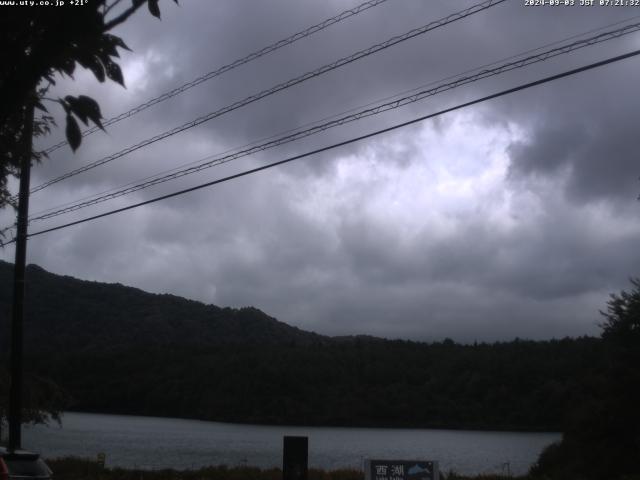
365,460,439,480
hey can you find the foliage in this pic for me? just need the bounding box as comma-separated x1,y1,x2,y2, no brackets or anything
0,0,177,211
45,458,282,480
43,458,525,480
0,366,70,443
531,278,640,480
29,338,600,432
51,457,620,480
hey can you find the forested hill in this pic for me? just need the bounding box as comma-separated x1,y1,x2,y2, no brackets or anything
0,260,324,353
0,261,603,431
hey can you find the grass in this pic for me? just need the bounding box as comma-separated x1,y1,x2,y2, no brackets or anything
44,455,640,480
45,457,530,480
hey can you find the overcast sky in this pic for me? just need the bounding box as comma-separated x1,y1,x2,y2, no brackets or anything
2,0,640,342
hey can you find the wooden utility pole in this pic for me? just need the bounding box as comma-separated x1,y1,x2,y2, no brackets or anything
8,98,34,452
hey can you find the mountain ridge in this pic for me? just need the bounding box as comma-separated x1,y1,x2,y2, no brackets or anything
0,260,326,353
0,260,603,431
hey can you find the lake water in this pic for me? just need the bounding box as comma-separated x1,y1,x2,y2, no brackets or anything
21,412,559,476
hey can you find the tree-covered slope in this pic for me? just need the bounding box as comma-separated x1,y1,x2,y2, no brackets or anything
28,337,601,431
0,261,603,431
0,261,324,354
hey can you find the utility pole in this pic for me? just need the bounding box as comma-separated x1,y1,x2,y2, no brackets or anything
8,97,35,452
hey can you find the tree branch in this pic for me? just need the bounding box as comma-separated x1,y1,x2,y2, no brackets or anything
103,1,146,32
104,0,125,18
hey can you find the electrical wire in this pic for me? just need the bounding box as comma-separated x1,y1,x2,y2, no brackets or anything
25,21,640,224
27,13,640,220
29,0,506,195
1,47,635,246
41,0,392,155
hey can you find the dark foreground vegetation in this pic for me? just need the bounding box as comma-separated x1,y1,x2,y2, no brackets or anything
44,457,640,480
21,457,558,480
47,458,356,480
1,263,639,479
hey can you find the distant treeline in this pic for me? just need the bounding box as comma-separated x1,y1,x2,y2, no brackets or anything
0,260,604,430
27,336,601,431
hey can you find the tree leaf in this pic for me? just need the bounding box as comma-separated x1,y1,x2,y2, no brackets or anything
148,0,161,18
77,95,104,130
66,115,82,152
100,35,120,58
105,60,125,87
34,100,48,113
60,58,76,77
65,96,88,125
78,54,105,82
65,95,105,130
105,33,131,52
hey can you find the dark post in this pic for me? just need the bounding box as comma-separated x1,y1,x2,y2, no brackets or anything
282,436,308,480
8,99,34,452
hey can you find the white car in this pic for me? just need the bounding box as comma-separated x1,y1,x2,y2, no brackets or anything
0,448,51,480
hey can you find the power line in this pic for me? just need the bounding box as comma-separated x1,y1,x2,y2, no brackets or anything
25,20,640,221
29,0,506,195
27,13,640,220
41,0,392,155
25,21,640,223
5,48,636,245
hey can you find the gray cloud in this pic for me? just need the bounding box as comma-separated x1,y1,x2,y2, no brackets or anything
505,59,640,205
3,0,640,342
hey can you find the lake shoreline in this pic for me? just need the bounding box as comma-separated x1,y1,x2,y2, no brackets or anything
23,412,558,476
63,409,561,435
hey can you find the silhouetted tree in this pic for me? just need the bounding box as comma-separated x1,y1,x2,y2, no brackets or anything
0,0,177,213
0,367,69,444
533,278,640,479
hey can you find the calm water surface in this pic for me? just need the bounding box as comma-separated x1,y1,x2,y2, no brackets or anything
22,412,559,476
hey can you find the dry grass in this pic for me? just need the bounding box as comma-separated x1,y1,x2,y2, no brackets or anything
46,457,531,480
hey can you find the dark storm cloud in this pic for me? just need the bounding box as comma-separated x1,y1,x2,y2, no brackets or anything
506,66,640,205
3,0,640,342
